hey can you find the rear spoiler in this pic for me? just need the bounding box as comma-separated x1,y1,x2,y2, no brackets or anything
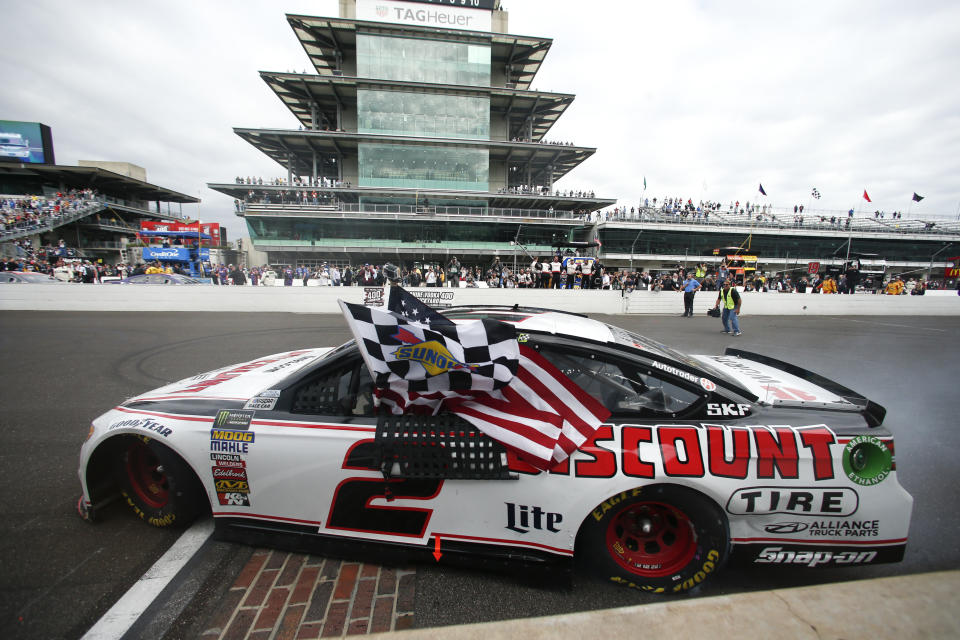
724,348,887,427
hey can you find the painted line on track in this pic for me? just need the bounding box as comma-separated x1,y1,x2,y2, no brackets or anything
81,518,214,640
832,318,949,332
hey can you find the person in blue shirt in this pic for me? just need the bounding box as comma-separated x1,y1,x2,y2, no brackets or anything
681,274,702,317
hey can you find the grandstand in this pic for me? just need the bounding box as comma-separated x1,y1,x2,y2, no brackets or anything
209,0,959,282
0,162,199,264
209,0,615,270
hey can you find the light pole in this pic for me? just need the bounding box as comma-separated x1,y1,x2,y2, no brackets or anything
929,243,954,279
629,230,643,272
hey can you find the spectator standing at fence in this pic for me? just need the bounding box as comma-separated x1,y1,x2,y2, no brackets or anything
446,257,460,288
713,280,743,336
540,258,551,289
681,273,702,317
822,275,837,294
230,265,246,285
581,258,593,289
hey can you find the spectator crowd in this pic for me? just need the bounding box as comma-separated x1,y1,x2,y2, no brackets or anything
1,190,100,237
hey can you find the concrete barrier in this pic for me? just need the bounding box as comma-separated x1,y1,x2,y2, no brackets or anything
1,283,957,315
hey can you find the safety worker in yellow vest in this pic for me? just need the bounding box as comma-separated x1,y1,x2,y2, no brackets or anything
713,280,742,336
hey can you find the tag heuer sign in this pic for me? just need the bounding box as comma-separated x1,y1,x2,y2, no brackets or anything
356,0,493,31
396,0,497,9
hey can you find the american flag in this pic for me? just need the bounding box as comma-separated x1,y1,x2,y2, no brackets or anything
447,345,610,467
340,288,610,470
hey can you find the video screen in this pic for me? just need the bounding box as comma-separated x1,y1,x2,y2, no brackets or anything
0,120,53,164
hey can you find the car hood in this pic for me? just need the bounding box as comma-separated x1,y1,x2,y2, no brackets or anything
121,348,333,407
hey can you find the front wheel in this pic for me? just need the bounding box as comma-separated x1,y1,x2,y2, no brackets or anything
579,485,729,595
116,436,204,528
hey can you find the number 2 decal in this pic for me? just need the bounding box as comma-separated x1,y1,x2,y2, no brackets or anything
326,440,443,537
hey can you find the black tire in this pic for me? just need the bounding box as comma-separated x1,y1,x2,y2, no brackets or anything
116,436,204,528
579,485,729,595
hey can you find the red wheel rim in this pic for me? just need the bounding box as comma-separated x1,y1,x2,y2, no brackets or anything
604,501,696,577
124,441,169,509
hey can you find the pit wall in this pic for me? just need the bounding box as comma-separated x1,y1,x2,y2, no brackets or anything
1,284,958,315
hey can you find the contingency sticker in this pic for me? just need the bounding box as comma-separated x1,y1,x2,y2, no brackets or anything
244,395,278,411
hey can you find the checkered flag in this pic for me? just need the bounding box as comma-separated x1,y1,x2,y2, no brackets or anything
338,290,610,471
812,187,821,199
339,300,518,411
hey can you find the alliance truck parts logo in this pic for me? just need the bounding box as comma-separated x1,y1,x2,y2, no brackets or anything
763,519,880,537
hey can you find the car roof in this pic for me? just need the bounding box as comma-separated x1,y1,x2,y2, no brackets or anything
440,306,753,399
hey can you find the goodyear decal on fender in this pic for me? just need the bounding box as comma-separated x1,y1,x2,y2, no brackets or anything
211,429,255,443
390,328,477,376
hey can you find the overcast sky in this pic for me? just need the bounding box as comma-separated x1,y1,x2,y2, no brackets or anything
3,0,959,240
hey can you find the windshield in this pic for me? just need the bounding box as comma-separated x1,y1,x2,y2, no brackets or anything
605,324,740,386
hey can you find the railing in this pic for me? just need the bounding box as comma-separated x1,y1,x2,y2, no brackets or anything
248,237,555,252
243,202,590,221
1,200,106,241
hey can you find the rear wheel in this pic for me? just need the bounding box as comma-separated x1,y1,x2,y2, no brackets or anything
580,485,729,595
117,436,203,528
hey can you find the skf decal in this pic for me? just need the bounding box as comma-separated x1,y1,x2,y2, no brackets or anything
390,329,477,376
754,547,877,566
505,503,562,534
107,418,173,438
706,403,751,417
727,487,858,516
213,409,254,430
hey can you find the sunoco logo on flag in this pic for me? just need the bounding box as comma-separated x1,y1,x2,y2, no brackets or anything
391,335,478,376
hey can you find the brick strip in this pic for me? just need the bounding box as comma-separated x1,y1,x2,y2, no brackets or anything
201,550,416,639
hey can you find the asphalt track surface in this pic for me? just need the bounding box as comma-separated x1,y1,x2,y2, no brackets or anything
1,311,958,639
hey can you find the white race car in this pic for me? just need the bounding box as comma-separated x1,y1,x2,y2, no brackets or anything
78,306,911,594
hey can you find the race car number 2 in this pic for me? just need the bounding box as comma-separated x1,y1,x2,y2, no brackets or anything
326,440,442,538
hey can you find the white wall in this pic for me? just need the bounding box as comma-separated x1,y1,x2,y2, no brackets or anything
1,284,958,315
